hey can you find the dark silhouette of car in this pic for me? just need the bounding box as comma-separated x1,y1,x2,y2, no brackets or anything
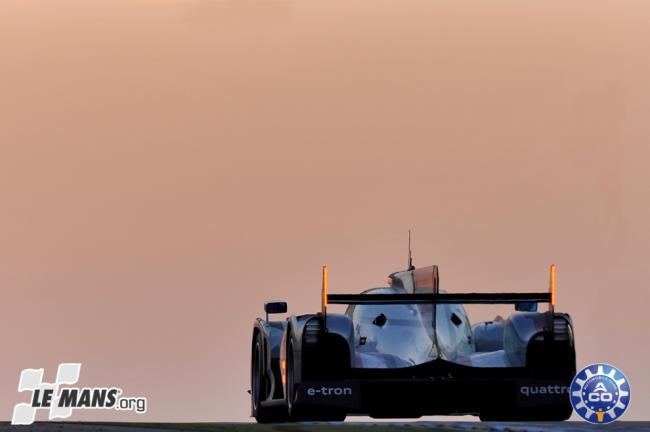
251,262,575,422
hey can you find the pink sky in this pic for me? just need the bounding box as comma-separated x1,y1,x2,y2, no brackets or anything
1,0,649,422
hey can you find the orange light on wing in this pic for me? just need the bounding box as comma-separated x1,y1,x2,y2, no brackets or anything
322,265,328,313
281,360,286,385
550,264,556,307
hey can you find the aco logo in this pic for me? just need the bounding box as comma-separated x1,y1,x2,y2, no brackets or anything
570,363,630,424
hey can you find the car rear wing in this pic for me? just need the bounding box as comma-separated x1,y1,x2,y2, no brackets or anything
321,264,556,309
320,264,557,334
326,292,552,305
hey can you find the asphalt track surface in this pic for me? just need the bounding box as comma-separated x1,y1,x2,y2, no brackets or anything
2,422,650,432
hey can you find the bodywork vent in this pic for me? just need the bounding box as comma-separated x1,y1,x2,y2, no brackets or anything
304,318,321,345
553,316,570,342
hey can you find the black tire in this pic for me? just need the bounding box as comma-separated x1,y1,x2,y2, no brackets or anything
286,337,346,422
251,332,288,423
286,337,300,420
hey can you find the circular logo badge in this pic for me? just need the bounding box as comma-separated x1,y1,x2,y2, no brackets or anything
570,363,630,424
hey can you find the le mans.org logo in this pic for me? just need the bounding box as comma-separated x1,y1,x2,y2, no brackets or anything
12,363,147,425
570,363,630,424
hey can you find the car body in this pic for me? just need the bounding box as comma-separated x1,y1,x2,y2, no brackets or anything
250,264,576,422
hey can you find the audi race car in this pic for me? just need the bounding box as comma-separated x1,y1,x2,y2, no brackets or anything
250,262,576,422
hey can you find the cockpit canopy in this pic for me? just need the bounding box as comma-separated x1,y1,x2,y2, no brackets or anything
346,286,475,368
344,264,516,369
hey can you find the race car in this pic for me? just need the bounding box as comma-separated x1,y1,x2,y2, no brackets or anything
250,262,576,422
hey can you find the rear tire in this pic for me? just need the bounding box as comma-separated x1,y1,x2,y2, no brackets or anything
251,332,288,423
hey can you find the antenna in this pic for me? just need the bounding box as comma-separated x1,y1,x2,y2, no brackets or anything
408,230,415,270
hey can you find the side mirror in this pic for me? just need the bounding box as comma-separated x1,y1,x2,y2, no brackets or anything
515,302,538,312
264,301,287,319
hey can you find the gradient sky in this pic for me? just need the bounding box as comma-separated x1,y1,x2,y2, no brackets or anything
1,0,649,422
